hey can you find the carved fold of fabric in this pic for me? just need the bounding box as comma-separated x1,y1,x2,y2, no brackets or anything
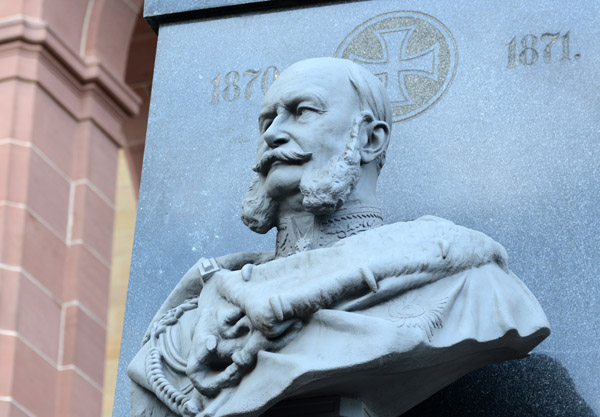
128,216,549,417
216,216,509,322
213,264,549,417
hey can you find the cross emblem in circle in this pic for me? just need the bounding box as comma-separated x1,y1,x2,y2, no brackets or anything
349,27,439,106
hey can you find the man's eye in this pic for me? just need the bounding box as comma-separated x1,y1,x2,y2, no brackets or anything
260,119,273,133
296,106,318,117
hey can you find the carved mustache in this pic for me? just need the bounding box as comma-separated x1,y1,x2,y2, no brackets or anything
253,149,312,174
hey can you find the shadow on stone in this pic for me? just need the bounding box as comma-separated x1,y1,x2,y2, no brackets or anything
402,354,596,417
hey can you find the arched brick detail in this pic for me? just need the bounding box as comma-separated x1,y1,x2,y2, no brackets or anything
83,0,143,80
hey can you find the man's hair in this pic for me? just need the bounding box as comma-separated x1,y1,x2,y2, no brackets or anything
341,59,392,172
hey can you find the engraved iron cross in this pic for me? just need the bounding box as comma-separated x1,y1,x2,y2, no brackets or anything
350,27,439,106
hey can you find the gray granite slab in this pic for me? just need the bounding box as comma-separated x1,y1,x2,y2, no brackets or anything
144,0,275,15
116,0,600,415
261,396,375,417
143,0,315,31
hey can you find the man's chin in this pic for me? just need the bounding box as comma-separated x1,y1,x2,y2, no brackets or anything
264,166,303,200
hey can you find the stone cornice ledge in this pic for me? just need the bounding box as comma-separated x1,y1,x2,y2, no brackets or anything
0,15,141,144
143,0,332,32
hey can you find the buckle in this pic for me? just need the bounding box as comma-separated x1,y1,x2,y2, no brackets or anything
197,257,221,281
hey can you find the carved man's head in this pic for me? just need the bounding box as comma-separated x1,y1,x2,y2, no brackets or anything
242,57,392,233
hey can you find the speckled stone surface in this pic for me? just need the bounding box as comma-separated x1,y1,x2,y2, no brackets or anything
115,1,599,416
144,0,272,17
143,0,285,30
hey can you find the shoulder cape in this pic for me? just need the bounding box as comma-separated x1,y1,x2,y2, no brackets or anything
129,216,550,417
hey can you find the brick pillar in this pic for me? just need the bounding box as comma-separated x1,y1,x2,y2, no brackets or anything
0,1,142,415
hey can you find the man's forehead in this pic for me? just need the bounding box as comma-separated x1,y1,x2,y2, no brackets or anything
261,64,353,109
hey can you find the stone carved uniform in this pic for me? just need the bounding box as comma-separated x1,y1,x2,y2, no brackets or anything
128,215,550,417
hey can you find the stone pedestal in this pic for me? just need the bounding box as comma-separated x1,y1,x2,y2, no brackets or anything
261,397,376,417
116,0,600,415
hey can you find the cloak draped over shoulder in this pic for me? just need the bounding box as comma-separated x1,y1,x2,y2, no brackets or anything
128,216,550,417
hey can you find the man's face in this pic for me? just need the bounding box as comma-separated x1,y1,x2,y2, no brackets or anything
256,61,362,201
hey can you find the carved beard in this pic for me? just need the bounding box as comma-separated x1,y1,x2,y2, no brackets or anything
299,131,361,216
241,173,278,234
241,122,362,232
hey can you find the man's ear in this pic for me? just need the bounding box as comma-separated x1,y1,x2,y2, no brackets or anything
359,118,390,164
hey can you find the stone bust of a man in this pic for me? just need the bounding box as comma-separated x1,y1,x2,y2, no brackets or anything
128,58,549,417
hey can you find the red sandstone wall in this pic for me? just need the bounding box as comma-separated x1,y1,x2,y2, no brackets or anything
0,1,153,416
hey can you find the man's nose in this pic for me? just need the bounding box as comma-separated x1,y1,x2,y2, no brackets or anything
262,115,291,148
